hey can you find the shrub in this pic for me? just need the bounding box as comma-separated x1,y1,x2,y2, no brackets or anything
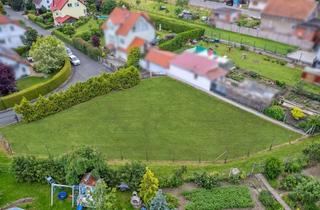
248,71,259,79
0,63,16,96
290,179,320,204
116,161,146,190
303,143,320,163
0,60,71,111
14,66,140,122
258,190,283,210
127,47,141,68
139,167,159,204
159,166,187,188
165,193,179,209
193,171,221,189
150,14,194,33
264,105,285,121
264,157,283,180
51,29,73,44
159,29,205,52
280,174,311,191
299,115,320,135
91,35,100,47
72,37,101,60
275,80,286,88
284,157,308,174
291,107,305,120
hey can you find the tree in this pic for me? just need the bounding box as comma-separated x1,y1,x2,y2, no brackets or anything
0,63,16,96
117,161,146,190
117,0,130,9
9,0,24,11
264,157,283,180
101,0,116,14
0,1,5,14
23,27,38,48
25,0,34,10
93,179,118,210
139,167,159,205
29,36,67,74
61,24,75,37
127,47,141,68
91,35,100,47
150,190,170,210
176,0,189,7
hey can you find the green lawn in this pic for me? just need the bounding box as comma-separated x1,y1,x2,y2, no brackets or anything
75,19,101,37
183,186,254,210
122,0,297,55
16,76,52,91
0,77,300,160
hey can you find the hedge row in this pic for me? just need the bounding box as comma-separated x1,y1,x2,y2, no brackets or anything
72,37,102,61
149,14,194,33
159,29,205,51
15,66,140,122
0,60,71,111
27,14,53,29
51,30,73,45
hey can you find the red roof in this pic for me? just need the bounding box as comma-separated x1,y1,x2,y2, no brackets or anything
262,0,317,20
0,15,20,26
127,37,145,51
102,7,152,36
171,52,227,80
145,48,177,68
55,15,77,24
51,0,84,11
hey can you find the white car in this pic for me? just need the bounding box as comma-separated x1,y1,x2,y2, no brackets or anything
66,47,73,56
69,55,80,66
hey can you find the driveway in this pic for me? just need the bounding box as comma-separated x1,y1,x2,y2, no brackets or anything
1,7,112,127
189,0,261,19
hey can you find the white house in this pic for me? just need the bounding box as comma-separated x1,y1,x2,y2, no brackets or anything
33,0,53,10
140,48,177,75
101,7,156,61
0,15,26,49
50,0,87,25
0,46,32,79
168,52,228,94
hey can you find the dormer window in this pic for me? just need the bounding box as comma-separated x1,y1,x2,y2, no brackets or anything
132,26,136,32
75,2,79,7
67,3,72,7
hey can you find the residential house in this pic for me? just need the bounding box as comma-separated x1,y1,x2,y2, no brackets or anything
0,15,25,49
294,18,320,46
140,48,177,75
302,66,320,85
50,0,87,25
101,8,156,61
248,0,268,11
260,0,318,35
0,46,32,79
210,7,240,25
168,52,228,94
34,0,53,11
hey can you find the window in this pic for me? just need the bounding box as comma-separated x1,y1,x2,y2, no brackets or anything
0,39,5,44
67,3,72,7
22,67,26,73
194,74,198,79
47,0,49,3
120,38,124,44
56,12,59,15
75,2,79,6
10,26,14,31
132,26,136,32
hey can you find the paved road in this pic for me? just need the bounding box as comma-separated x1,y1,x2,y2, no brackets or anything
1,7,112,127
189,0,261,19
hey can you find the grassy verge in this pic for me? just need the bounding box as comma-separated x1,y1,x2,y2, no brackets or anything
0,77,299,160
16,76,53,91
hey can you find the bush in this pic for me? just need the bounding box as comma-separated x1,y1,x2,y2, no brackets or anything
14,46,29,57
72,37,101,60
0,60,71,111
275,80,286,88
284,157,308,174
159,29,205,52
290,179,320,204
258,190,283,210
27,14,53,29
280,174,311,191
264,157,283,180
298,115,320,135
303,143,320,163
52,29,73,44
291,107,305,120
149,14,194,33
193,171,221,189
159,166,187,188
116,161,146,190
264,105,285,121
14,66,140,122
165,193,179,209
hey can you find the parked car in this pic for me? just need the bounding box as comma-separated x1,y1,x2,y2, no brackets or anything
69,55,80,65
66,47,73,56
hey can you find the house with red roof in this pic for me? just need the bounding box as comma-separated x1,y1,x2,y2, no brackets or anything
168,52,228,93
50,0,87,25
0,15,25,49
101,7,156,61
0,46,32,79
260,0,318,35
140,48,177,75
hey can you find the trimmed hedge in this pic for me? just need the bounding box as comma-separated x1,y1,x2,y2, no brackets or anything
0,60,71,111
14,66,140,122
72,37,102,61
51,29,73,45
149,14,194,33
27,14,53,29
159,29,205,52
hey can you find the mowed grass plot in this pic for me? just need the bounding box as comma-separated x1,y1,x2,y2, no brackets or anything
0,77,300,160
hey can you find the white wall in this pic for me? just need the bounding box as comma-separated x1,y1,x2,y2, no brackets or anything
0,23,25,49
35,0,52,10
168,65,211,91
0,56,31,79
140,60,167,75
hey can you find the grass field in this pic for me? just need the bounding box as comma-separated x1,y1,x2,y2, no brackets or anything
0,77,300,160
16,76,52,90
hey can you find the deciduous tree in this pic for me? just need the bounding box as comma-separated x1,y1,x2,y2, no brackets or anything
93,179,118,210
23,27,38,48
29,36,67,74
101,0,116,14
0,63,16,96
